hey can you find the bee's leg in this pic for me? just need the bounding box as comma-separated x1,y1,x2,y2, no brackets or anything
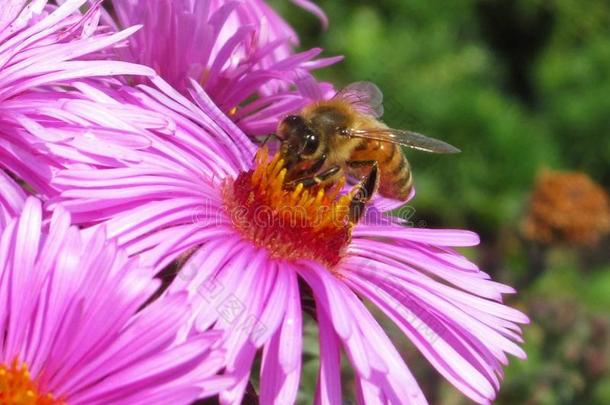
346,160,379,223
300,154,327,177
287,164,341,188
284,155,327,186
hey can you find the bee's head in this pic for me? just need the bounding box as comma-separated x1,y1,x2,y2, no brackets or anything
277,115,321,167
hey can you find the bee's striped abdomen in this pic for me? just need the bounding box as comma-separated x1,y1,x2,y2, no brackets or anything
348,140,413,201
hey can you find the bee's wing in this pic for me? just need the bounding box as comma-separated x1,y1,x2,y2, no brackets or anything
348,128,461,153
334,81,384,118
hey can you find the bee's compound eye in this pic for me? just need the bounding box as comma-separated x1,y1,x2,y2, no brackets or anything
303,132,319,155
286,115,301,124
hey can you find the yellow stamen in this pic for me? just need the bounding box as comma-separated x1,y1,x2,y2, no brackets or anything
223,148,354,267
0,360,64,405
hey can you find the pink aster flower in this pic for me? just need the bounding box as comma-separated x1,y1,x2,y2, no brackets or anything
49,78,528,404
0,0,153,195
0,197,230,404
0,171,25,231
110,0,341,136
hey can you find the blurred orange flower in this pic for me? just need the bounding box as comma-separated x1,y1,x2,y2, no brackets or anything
522,170,610,245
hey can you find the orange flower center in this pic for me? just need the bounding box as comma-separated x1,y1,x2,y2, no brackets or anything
0,360,64,405
223,148,353,267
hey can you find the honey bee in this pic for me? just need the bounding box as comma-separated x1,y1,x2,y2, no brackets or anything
276,81,459,223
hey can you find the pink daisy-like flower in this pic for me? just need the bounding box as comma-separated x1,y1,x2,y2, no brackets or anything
49,77,528,404
0,197,230,404
110,0,341,136
0,0,154,195
0,171,25,231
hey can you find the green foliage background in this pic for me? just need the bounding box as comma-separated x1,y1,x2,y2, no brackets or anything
269,0,610,403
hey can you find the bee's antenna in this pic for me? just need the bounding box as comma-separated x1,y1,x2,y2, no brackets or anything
261,133,278,147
